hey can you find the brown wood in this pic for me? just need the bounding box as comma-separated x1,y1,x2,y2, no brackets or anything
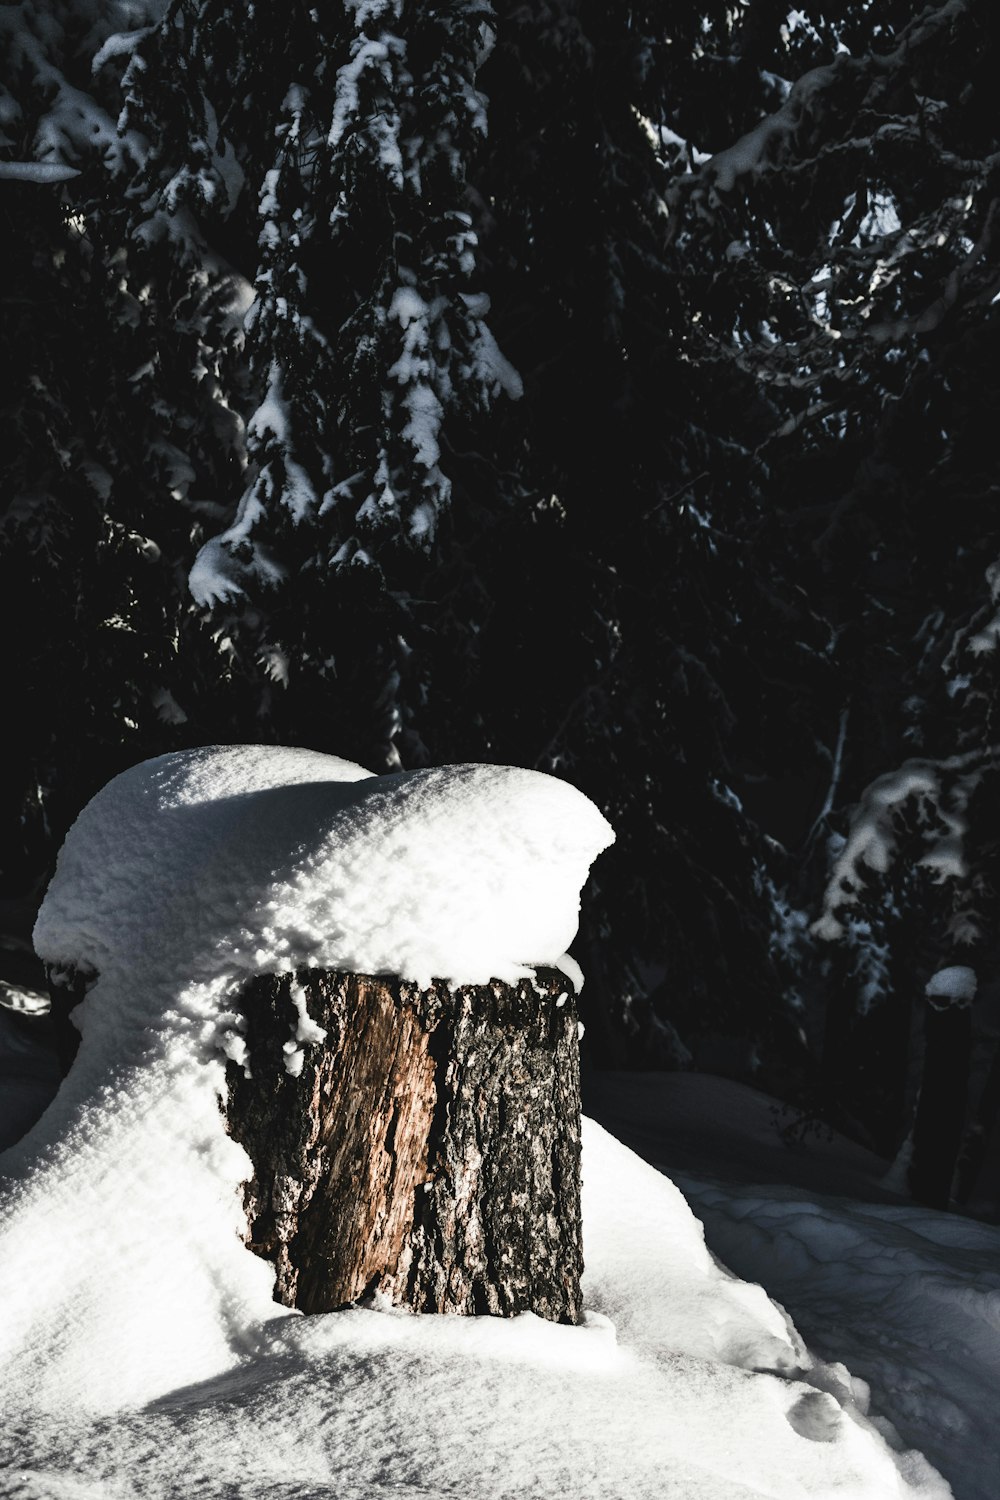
224,967,584,1322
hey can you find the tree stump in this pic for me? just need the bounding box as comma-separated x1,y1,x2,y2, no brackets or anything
224,967,584,1323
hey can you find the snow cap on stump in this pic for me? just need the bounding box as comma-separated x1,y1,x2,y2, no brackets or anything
34,745,615,991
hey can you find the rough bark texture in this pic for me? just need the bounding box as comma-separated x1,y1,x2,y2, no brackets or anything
224,968,584,1322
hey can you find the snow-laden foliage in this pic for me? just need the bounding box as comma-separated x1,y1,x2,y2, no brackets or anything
815,749,995,948
186,2,520,606
0,1,159,175
0,0,195,897
638,0,1000,1180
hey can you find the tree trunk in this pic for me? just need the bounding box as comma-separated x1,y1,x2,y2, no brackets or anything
224,967,584,1323
954,1036,1000,1208
908,995,972,1209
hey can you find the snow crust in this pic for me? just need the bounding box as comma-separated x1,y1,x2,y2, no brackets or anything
685,1178,996,1500
0,747,949,1496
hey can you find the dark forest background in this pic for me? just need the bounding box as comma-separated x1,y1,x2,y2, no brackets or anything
2,0,998,1214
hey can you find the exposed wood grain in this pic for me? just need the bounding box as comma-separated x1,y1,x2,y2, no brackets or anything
225,968,584,1322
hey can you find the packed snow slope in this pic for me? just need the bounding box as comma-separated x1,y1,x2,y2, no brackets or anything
0,746,949,1498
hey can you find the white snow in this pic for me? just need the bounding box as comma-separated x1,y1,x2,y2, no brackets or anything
966,561,1000,654
589,1069,1000,1500
0,1099,949,1499
466,315,525,399
33,745,613,991
283,976,327,1075
328,35,402,169
0,746,961,1497
401,377,444,468
924,965,977,1007
246,360,292,446
389,284,428,329
90,26,155,74
684,1175,999,1500
188,492,287,604
0,160,80,182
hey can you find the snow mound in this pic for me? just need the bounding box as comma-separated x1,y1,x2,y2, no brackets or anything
34,744,614,990
0,1117,948,1498
0,746,948,1496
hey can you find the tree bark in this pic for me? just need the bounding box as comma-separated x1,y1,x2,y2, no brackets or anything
909,994,972,1209
224,967,584,1323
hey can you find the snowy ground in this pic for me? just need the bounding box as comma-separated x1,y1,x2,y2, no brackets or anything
0,748,993,1498
586,1072,1000,1500
2,1004,976,1500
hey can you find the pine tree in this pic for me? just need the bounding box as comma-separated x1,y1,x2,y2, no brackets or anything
665,0,1000,1165
0,1,846,1082
126,0,522,767
7,0,997,1182
400,2,820,1074
0,1,175,914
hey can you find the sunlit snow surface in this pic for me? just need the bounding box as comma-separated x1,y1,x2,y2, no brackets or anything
33,744,614,991
0,748,950,1498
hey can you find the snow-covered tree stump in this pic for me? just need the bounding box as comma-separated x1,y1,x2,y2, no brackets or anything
225,966,584,1322
33,749,613,1333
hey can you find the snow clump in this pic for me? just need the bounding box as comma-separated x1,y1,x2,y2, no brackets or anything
924,965,977,1007
34,744,614,991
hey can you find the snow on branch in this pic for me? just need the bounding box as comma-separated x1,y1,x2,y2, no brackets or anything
925,964,977,1009
956,557,1000,660
0,161,80,182
90,26,154,74
814,748,996,944
688,0,970,201
0,2,155,184
188,1,520,607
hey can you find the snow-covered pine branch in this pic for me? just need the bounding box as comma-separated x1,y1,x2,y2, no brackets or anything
188,1,520,611
0,0,160,180
814,748,994,948
0,161,79,182
659,0,991,451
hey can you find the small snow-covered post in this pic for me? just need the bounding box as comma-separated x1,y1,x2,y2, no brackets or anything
34,748,613,1328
